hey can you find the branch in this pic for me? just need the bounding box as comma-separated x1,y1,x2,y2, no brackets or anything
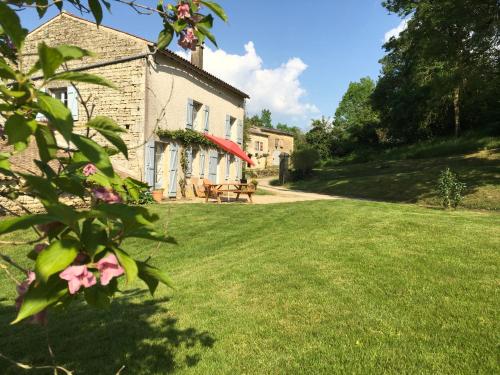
0,252,27,273
0,352,73,375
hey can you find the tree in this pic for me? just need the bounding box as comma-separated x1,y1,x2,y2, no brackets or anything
276,123,306,148
305,117,333,160
375,0,500,141
334,77,380,145
260,109,273,128
0,0,227,372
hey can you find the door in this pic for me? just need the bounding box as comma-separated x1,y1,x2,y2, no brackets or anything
167,144,179,198
272,150,281,166
208,150,218,183
154,142,165,188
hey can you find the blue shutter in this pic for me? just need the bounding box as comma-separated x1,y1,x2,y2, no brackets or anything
144,140,156,188
199,150,206,177
67,85,79,121
237,119,243,144
186,98,194,129
225,154,230,180
225,115,231,139
186,147,193,177
168,144,179,197
208,150,218,183
203,105,210,132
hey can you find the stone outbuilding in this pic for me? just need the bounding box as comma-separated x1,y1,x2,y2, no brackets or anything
19,11,249,199
247,127,295,170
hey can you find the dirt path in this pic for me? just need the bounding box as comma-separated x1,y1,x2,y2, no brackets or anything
253,177,342,204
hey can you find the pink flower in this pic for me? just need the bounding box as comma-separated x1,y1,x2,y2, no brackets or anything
83,163,97,176
178,28,198,50
177,2,191,19
59,265,97,294
97,254,125,285
16,271,36,297
92,187,122,204
33,243,47,254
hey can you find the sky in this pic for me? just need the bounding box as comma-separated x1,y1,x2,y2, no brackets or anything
19,0,406,129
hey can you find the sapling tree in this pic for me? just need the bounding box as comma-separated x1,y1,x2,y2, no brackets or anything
0,0,226,371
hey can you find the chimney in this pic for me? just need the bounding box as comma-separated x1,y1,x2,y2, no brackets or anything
191,44,204,69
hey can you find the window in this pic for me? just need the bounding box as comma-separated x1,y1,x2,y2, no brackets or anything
259,142,263,151
192,101,202,129
254,141,260,151
50,88,68,107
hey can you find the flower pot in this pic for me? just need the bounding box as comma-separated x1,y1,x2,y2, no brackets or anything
152,189,164,203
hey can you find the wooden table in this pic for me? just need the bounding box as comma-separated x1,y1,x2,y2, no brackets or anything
204,182,254,204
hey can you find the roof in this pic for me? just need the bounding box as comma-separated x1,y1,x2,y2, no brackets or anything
28,11,249,99
252,127,294,137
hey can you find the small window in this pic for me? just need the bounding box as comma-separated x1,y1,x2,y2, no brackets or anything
50,88,68,107
259,142,263,151
255,141,260,151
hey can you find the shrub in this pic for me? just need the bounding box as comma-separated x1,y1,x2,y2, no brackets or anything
291,147,320,177
135,188,155,205
438,168,466,208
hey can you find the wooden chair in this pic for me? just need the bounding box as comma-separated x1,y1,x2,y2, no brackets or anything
191,178,206,198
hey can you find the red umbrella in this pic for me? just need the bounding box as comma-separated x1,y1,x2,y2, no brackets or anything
203,133,255,166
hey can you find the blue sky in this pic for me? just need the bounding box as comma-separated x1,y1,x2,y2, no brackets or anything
19,0,404,129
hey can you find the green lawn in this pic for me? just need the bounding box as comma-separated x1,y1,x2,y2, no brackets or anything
1,200,499,374
285,149,500,210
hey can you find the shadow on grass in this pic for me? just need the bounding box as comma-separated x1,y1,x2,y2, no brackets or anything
0,289,215,374
287,153,500,207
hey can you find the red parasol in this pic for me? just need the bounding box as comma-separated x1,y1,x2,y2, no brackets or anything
203,133,255,166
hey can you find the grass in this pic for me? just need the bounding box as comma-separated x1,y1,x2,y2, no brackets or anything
285,149,500,210
325,133,500,166
1,200,499,374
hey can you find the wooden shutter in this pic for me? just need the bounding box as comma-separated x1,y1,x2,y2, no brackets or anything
186,98,194,129
67,85,79,121
199,150,206,177
168,144,179,197
225,115,231,139
203,105,210,132
144,140,156,188
208,150,218,183
225,154,230,180
237,119,243,144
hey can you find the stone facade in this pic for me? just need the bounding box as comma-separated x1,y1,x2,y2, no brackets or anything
4,12,248,203
247,127,294,169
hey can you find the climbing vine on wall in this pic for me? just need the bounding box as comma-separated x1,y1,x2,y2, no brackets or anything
156,129,219,149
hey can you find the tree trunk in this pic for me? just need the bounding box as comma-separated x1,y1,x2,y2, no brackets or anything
453,86,460,137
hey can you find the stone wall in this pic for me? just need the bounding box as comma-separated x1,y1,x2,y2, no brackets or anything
21,12,149,179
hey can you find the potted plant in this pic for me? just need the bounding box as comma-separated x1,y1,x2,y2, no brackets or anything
152,188,164,203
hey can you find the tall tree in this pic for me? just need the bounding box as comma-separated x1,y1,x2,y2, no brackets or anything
375,0,499,141
305,117,333,160
334,77,380,144
260,109,273,128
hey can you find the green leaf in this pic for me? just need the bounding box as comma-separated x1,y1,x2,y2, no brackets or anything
0,85,28,98
197,14,214,29
114,248,138,284
53,176,86,197
0,214,56,235
0,58,16,80
4,114,38,152
37,93,73,141
56,45,94,61
71,134,114,177
0,2,28,49
35,0,49,18
89,0,104,26
0,152,11,175
157,24,174,50
20,173,59,202
50,71,117,89
35,238,79,282
95,204,159,233
86,171,112,188
86,116,127,158
12,276,67,324
196,25,217,47
84,286,110,308
34,125,57,162
38,42,64,79
200,1,228,22
172,20,187,33
81,220,107,257
138,261,174,295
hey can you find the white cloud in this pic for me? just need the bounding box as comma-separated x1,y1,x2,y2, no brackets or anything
177,42,319,117
384,19,408,43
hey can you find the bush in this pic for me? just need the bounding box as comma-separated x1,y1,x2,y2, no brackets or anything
438,168,466,208
291,147,320,177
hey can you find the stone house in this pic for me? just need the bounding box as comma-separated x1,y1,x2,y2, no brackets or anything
247,127,294,169
19,11,249,198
